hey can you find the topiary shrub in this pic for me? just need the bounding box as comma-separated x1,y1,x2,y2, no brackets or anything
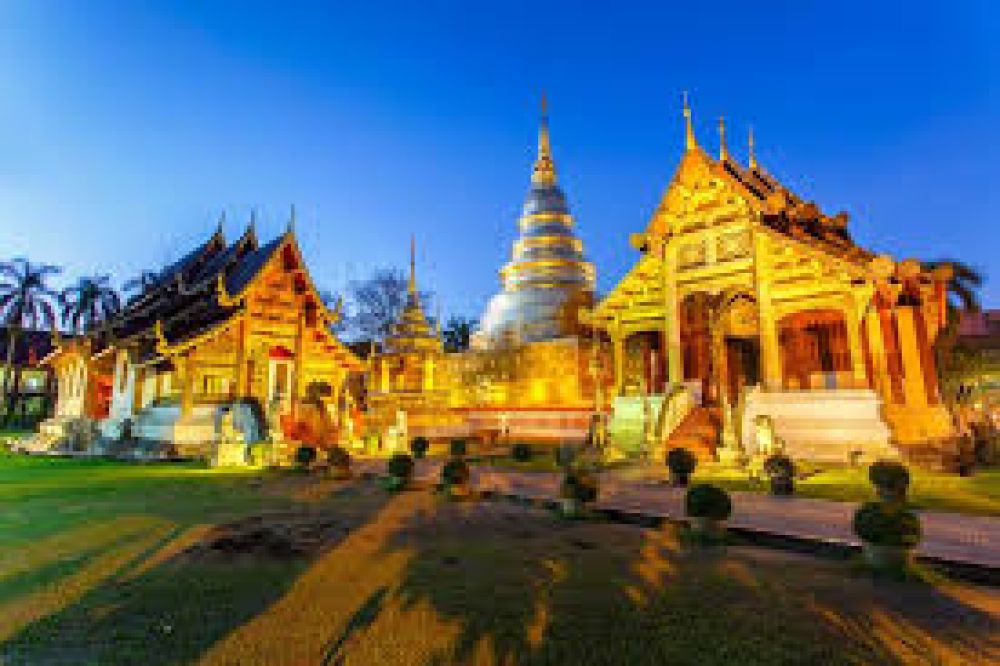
410,436,430,459
449,439,468,458
666,447,697,487
868,461,910,503
559,468,599,517
511,442,533,462
294,445,317,470
764,453,795,496
853,501,922,571
685,483,732,521
327,446,351,478
441,458,471,489
386,453,414,489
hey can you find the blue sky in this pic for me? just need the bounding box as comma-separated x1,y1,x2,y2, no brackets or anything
1,1,997,319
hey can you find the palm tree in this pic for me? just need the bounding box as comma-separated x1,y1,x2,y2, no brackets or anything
123,270,159,297
923,259,983,314
60,275,121,335
0,258,62,422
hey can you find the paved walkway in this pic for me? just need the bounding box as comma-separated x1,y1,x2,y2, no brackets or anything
355,460,1000,570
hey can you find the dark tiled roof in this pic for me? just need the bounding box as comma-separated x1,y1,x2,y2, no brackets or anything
106,227,286,360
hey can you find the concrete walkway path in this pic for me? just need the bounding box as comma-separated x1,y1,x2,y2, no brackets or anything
355,459,1000,570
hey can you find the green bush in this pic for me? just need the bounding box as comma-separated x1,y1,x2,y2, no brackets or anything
560,468,599,504
441,458,471,487
667,447,697,475
764,453,795,496
410,436,430,459
449,439,468,458
852,501,922,548
387,453,414,481
511,442,533,462
294,445,317,469
685,484,732,520
327,446,351,469
868,461,910,501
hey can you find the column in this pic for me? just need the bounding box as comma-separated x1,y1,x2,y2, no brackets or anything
180,353,194,418
291,313,305,418
894,306,928,408
663,242,683,385
233,317,246,400
611,323,625,397
423,354,435,391
753,232,782,390
864,309,890,401
133,366,145,412
843,303,867,388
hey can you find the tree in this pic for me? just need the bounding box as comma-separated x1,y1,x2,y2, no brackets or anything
123,270,159,297
923,259,985,409
345,268,432,341
61,275,121,335
0,258,62,422
442,316,477,352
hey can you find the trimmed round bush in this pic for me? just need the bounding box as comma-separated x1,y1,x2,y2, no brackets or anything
449,439,468,458
511,442,533,462
764,453,794,479
441,458,471,487
387,453,414,481
328,446,351,469
410,436,430,459
868,461,910,502
667,447,697,486
294,445,317,469
560,469,599,504
853,501,922,548
684,483,732,520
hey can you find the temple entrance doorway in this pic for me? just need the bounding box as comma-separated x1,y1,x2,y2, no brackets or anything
725,337,760,404
778,309,851,390
268,346,295,414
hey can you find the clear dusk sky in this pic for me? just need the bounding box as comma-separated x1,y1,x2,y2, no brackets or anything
1,1,997,320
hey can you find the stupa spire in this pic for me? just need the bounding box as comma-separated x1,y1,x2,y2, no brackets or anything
408,235,417,297
718,116,728,161
532,92,557,186
683,91,697,151
748,125,757,170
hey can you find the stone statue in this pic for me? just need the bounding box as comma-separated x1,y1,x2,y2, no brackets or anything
753,414,783,456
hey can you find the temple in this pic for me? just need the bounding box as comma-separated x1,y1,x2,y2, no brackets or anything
37,217,362,456
586,96,956,463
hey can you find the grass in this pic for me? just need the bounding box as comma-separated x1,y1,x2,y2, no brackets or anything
1,452,998,664
689,463,1000,516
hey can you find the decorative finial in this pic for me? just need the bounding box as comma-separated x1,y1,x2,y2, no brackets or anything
216,210,226,235
287,204,296,234
532,91,557,186
249,207,257,231
748,125,757,170
718,116,728,161
408,235,417,296
683,91,697,151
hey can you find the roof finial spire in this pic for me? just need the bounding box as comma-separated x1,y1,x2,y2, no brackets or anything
287,204,296,234
408,235,417,296
532,91,557,186
216,210,226,235
249,207,257,231
718,116,728,161
683,91,697,151
748,125,757,170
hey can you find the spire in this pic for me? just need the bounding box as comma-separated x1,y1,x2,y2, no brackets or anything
287,204,296,234
216,210,226,235
683,91,697,151
748,125,757,170
532,92,557,186
249,207,257,232
718,116,728,161
408,235,417,296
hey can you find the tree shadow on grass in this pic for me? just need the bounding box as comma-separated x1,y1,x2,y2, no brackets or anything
0,480,393,665
382,498,1000,665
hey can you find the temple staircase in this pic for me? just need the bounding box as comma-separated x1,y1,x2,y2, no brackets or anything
608,383,699,459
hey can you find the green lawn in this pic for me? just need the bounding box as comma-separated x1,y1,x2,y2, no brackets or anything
1,453,997,664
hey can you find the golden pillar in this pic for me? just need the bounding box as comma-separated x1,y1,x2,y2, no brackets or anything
894,305,928,408
864,308,891,403
180,353,194,418
233,317,246,399
843,302,867,388
662,242,683,385
132,364,145,411
291,312,305,418
612,327,625,397
753,232,782,390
